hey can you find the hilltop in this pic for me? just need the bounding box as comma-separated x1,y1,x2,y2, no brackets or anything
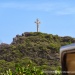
0,32,75,72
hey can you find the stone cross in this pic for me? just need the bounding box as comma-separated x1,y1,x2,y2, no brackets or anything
35,19,40,32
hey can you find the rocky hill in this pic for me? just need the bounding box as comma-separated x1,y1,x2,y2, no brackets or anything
0,32,75,72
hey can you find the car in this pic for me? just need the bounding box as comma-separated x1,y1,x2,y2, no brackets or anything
60,43,75,75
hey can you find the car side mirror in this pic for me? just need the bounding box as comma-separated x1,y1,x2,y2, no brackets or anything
60,43,75,75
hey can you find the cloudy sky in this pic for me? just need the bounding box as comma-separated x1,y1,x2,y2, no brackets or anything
0,0,75,44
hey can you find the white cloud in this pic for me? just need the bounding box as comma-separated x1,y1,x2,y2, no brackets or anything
56,7,75,15
0,2,75,15
0,2,54,11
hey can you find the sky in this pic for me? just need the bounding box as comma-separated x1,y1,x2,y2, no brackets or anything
0,0,75,44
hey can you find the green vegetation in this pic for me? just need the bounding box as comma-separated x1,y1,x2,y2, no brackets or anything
1,61,46,75
0,32,75,74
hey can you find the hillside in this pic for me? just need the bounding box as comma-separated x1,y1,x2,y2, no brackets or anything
0,32,75,73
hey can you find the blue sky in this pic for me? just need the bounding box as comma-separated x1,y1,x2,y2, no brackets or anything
0,0,75,44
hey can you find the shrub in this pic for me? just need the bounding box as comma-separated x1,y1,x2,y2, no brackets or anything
1,61,46,75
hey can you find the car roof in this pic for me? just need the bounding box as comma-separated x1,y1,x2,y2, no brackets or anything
60,43,75,54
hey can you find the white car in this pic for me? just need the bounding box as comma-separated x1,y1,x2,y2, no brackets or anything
60,43,75,75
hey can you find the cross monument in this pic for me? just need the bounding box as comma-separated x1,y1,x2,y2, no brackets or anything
35,19,40,32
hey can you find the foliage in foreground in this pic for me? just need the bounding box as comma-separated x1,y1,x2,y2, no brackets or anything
0,65,62,75
1,61,46,75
